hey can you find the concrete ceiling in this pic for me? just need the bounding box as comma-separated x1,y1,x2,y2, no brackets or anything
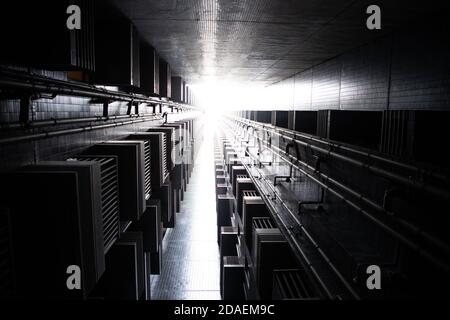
110,0,447,86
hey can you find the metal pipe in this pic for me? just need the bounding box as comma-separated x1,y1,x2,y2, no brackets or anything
232,116,450,196
222,121,356,299
237,120,450,273
0,113,155,130
0,67,196,111
244,120,450,257
0,115,162,146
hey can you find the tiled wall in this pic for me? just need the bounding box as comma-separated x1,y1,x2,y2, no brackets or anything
269,26,450,112
0,68,165,171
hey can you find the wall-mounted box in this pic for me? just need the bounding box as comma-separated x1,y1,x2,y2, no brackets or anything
242,195,269,255
159,59,171,98
99,231,145,300
220,227,239,296
186,86,191,104
72,156,120,253
130,200,162,274
1,166,107,298
222,256,245,300
217,195,234,244
294,111,317,135
0,0,95,71
84,141,146,221
171,76,184,102
125,133,170,189
146,127,175,172
256,111,272,124
252,227,296,299
235,177,255,218
231,166,247,196
94,1,140,88
152,183,175,228
140,41,160,95
272,111,290,129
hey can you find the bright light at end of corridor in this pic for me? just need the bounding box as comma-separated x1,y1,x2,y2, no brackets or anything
191,81,269,116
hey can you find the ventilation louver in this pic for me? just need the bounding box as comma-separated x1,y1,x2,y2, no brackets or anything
84,141,146,221
72,156,120,253
272,269,315,300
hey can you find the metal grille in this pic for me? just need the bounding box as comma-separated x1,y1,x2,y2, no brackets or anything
273,269,313,299
243,191,258,197
72,0,95,71
143,140,152,199
75,156,119,253
380,110,409,158
236,175,248,179
317,110,329,139
161,133,169,180
0,209,14,297
252,217,275,229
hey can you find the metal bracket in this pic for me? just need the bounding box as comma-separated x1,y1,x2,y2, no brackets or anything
298,188,325,214
19,94,32,124
162,112,168,124
102,100,110,118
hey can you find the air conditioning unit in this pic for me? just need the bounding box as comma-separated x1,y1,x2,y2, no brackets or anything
228,159,242,176
252,224,296,299
216,183,228,196
98,231,145,300
161,123,185,211
242,193,269,255
220,226,238,297
217,195,234,245
223,145,234,162
84,141,146,221
125,132,170,189
0,0,95,71
146,127,175,172
216,174,226,184
71,156,120,253
140,41,159,95
272,269,316,300
163,122,184,169
94,0,141,88
153,183,175,228
130,200,162,274
159,58,171,98
231,166,247,196
222,256,245,300
231,172,249,198
235,176,256,218
1,160,115,298
216,168,225,180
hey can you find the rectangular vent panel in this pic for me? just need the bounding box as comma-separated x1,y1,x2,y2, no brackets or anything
74,156,120,253
253,217,275,229
143,140,152,199
243,191,258,197
161,134,169,179
273,269,315,299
